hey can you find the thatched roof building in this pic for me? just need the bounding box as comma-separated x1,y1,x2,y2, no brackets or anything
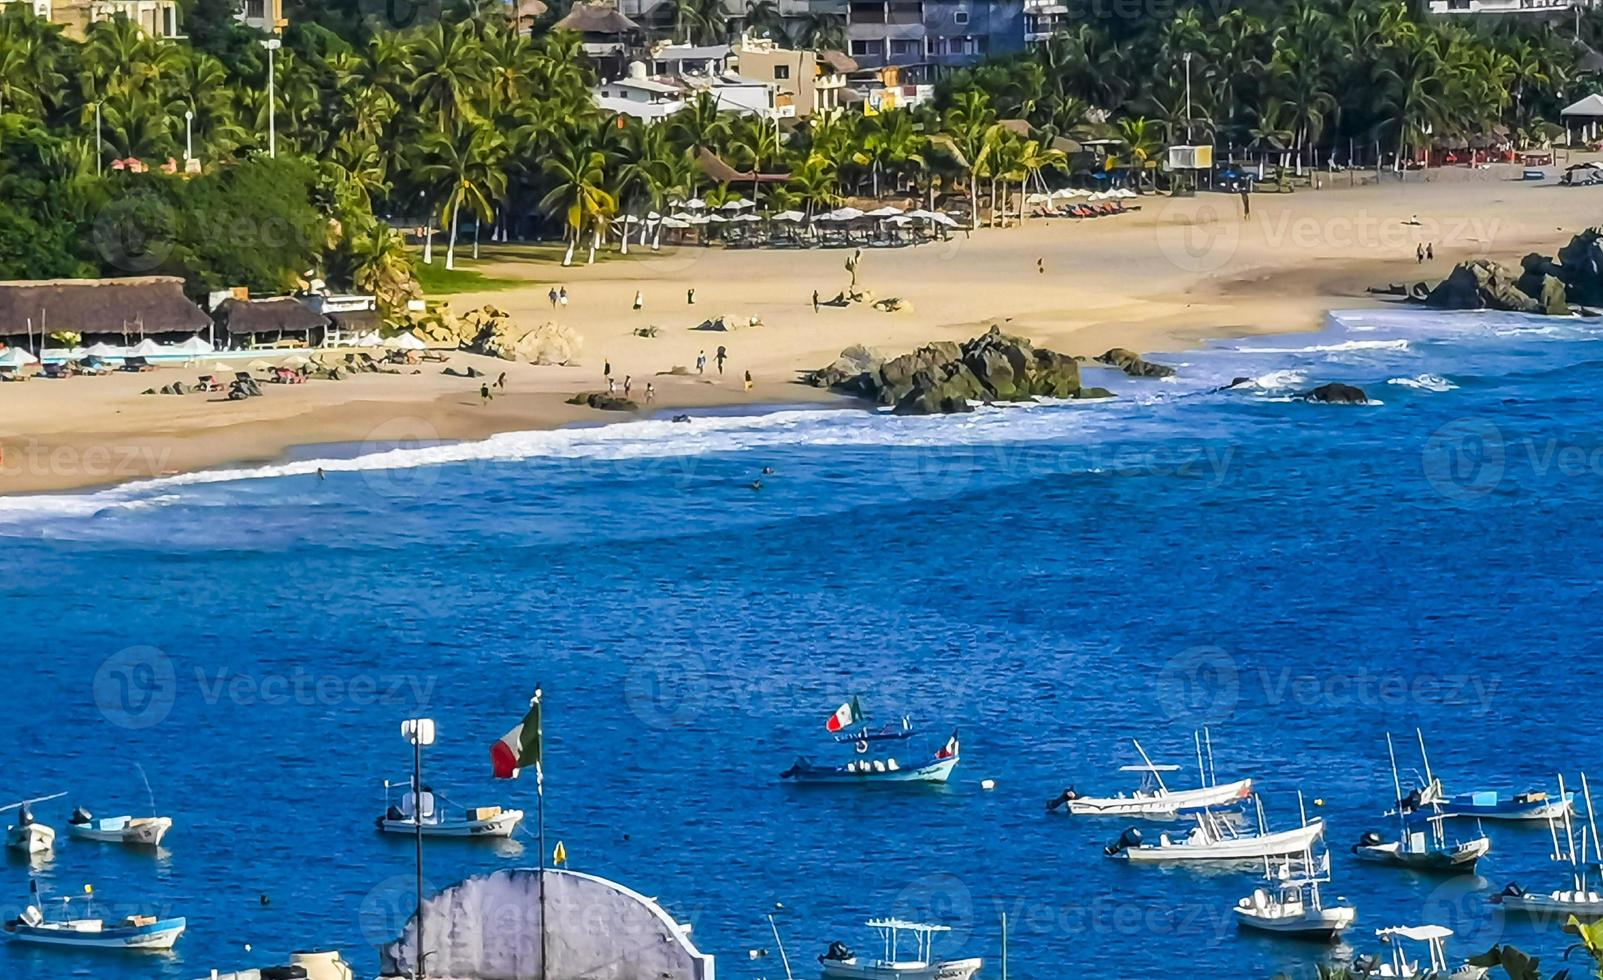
694,147,789,184
216,297,330,338
0,277,210,338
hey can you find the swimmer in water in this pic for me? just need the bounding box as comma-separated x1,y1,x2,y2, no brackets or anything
750,479,763,491
761,466,775,475
317,467,326,481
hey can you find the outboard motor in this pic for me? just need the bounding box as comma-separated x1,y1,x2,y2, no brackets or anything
1353,831,1384,852
69,806,91,825
1104,826,1143,856
1499,881,1526,899
819,941,854,964
1352,955,1378,975
1046,786,1079,813
16,803,33,827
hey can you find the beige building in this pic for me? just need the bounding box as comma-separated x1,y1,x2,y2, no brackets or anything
237,0,285,33
731,36,857,117
11,0,181,38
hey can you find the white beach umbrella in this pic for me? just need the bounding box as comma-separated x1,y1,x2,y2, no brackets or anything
0,348,39,367
770,210,807,222
658,216,692,229
1025,193,1050,205
168,336,215,355
684,197,707,209
720,197,755,210
670,212,697,222
685,214,711,225
128,338,162,356
864,205,904,217
731,212,763,222
83,342,122,358
886,215,914,226
707,213,728,222
381,331,428,350
647,211,664,220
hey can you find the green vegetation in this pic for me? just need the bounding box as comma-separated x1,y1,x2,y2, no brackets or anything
0,0,1596,309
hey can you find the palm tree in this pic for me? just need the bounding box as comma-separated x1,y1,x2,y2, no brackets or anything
793,10,846,50
419,120,508,270
671,91,733,156
942,90,999,229
743,0,785,39
727,114,781,202
540,136,617,265
409,20,489,131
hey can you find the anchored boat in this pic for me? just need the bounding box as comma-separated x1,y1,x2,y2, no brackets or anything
1233,828,1356,940
67,808,173,848
3,794,65,854
1106,796,1325,863
817,919,982,980
1409,728,1572,823
1494,772,1603,922
375,719,523,838
1353,734,1490,872
1047,731,1252,818
1350,925,1487,980
3,882,185,951
781,701,959,785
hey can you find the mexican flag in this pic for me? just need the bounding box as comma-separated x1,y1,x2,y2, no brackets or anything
936,731,960,760
491,692,542,780
825,697,863,733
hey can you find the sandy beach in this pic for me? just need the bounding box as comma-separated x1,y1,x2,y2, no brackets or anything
2,164,1591,495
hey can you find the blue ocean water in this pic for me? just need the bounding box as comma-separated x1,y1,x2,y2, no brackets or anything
3,307,1602,980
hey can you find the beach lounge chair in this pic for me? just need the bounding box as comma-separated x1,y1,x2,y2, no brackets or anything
196,374,223,392
0,365,28,382
42,362,70,379
121,356,155,372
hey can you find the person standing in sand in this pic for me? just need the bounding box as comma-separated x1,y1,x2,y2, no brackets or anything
1037,257,1045,275
496,371,507,389
1427,243,1434,260
812,289,820,313
633,289,644,311
687,287,695,305
743,369,753,391
604,358,611,382
1416,243,1425,264
480,383,492,405
623,375,632,398
696,350,706,375
645,382,655,404
715,346,727,375
558,286,568,308
548,287,558,309
1239,182,1251,221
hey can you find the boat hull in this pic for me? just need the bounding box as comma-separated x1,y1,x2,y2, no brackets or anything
1115,819,1325,863
1354,836,1489,871
5,824,54,854
7,917,186,950
67,817,171,848
783,757,958,785
377,810,523,838
1233,906,1355,939
821,956,983,980
1440,793,1573,822
1497,892,1603,919
1066,778,1253,818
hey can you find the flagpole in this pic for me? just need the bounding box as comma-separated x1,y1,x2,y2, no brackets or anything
413,729,425,980
535,685,547,980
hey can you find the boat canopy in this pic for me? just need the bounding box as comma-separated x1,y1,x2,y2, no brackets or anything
1117,764,1181,772
865,919,951,933
1378,925,1453,941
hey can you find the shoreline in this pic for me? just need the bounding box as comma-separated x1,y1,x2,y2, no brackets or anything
2,170,1590,497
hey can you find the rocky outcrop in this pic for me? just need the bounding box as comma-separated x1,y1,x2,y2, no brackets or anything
873,297,913,314
1095,348,1176,378
1427,259,1543,313
804,326,1097,415
1301,382,1368,404
1557,228,1603,306
693,314,760,331
566,391,637,411
468,309,582,365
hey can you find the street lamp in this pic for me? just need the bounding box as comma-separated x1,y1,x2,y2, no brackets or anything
93,100,103,176
1183,51,1193,144
184,108,194,164
262,36,281,158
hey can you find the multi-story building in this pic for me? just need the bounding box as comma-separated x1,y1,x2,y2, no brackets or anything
1023,0,1066,43
14,0,182,38
845,0,1023,78
1427,0,1595,14
729,36,856,117
236,0,284,32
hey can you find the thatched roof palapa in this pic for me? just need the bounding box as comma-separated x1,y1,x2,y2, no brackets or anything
694,147,789,184
217,296,330,336
553,2,642,34
0,276,210,338
820,50,858,74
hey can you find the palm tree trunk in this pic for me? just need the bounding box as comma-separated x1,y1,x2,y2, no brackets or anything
587,224,600,265
968,172,978,231
472,218,481,260
423,221,435,264
620,216,630,255
562,231,576,267
445,203,460,271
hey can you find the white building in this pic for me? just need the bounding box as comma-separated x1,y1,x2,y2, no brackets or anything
1428,0,1595,14
594,60,793,123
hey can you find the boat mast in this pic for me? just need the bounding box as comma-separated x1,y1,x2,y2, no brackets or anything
1561,773,1579,870
1131,740,1172,795
1415,728,1435,789
1203,728,1217,788
1194,732,1206,792
1000,912,1008,980
1386,733,1406,837
766,914,793,980
1545,776,1565,864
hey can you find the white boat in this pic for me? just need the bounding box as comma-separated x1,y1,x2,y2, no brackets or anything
66,808,172,847
3,883,185,951
1233,841,1355,940
1352,925,1486,980
1353,734,1491,872
1048,731,1252,818
3,794,64,854
1495,773,1603,922
375,720,525,839
1106,798,1325,863
817,919,982,980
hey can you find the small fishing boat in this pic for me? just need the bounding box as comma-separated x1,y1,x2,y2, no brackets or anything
3,883,185,950
817,919,982,980
1408,729,1571,822
3,794,64,854
1353,734,1490,872
66,808,172,848
781,702,959,785
1106,797,1325,863
1233,840,1355,940
1494,773,1603,922
1350,925,1487,979
376,782,523,838
1048,731,1252,818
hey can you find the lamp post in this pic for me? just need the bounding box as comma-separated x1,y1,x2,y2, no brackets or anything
93,101,103,176
184,109,194,164
1183,51,1193,144
263,37,281,158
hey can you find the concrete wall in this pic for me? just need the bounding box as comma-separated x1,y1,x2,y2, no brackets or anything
380,868,714,980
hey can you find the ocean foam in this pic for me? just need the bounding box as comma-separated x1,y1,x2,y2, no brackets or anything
1386,373,1457,392
1234,339,1411,355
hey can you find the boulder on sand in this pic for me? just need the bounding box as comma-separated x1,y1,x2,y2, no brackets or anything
694,314,760,331
470,313,583,365
1095,348,1176,378
873,297,913,314
806,325,1092,415
1301,382,1368,404
565,391,638,411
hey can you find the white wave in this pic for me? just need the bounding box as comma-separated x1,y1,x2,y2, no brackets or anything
1386,373,1457,392
1247,369,1307,391
1235,339,1411,355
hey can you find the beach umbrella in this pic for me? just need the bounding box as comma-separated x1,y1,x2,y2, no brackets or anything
685,214,711,225
381,331,428,350
168,336,215,356
247,359,273,371
658,216,692,229
283,354,310,368
720,197,755,210
684,197,706,209
83,342,121,358
864,205,904,217
647,211,663,220
731,213,763,222
707,213,728,223
128,338,162,356
886,215,914,226
670,212,697,222
0,348,39,367
211,361,232,372
770,210,807,222
1025,193,1050,205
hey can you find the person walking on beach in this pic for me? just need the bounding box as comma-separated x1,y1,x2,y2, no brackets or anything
715,346,727,375
496,371,507,390
696,350,706,375
1416,243,1426,264
623,375,632,398
603,358,611,382
1238,182,1251,221
633,289,644,311
608,378,617,394
548,287,558,309
558,286,568,308
1427,243,1434,260
480,383,492,405
687,287,696,305
743,369,753,391
1037,257,1045,275
812,288,820,313
645,382,655,404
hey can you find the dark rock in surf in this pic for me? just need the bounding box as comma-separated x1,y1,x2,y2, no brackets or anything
1301,382,1369,405
566,391,638,411
1426,259,1541,314
1095,347,1176,378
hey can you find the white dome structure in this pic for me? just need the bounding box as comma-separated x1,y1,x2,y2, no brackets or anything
379,867,714,980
